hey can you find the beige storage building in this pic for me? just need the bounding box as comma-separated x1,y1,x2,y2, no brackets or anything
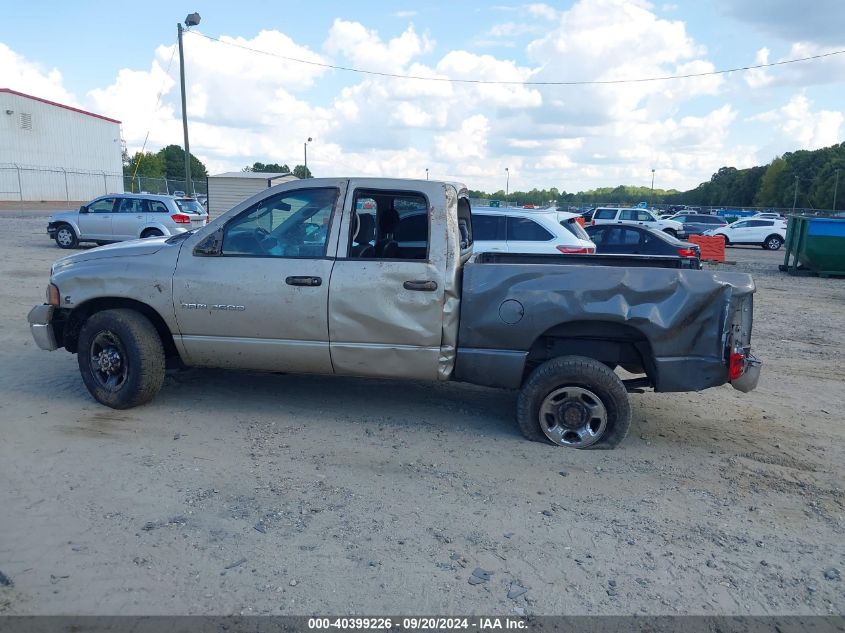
206,171,298,218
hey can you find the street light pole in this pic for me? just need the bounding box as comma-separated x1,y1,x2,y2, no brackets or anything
651,168,655,202
304,137,312,178
834,168,840,212
792,175,799,213
505,167,510,197
426,168,429,180
177,12,201,196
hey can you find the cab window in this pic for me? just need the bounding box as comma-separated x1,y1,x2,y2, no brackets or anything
221,188,338,258
348,190,429,260
637,210,654,222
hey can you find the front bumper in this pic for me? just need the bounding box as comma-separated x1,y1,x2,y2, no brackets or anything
730,353,762,393
27,304,59,351
47,223,58,238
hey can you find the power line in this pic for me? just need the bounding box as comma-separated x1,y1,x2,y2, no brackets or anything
188,30,845,86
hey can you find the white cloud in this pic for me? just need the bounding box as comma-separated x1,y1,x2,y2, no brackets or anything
324,19,434,74
749,94,843,150
0,43,78,105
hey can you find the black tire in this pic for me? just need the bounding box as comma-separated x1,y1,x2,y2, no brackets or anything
517,356,632,449
54,224,78,249
141,228,164,239
763,234,783,250
663,228,677,238
722,235,731,246
77,309,165,409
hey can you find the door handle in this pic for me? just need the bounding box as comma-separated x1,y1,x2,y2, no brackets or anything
403,280,437,291
286,276,322,287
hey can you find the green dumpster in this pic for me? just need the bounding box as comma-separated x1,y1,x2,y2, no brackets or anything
780,216,845,277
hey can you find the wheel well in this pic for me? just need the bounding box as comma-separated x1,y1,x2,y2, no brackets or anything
62,297,178,360
141,227,164,238
765,233,782,242
525,321,656,384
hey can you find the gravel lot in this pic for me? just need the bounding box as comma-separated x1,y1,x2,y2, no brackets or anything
1,209,843,616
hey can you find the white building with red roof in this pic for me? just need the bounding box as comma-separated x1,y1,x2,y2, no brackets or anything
0,88,123,202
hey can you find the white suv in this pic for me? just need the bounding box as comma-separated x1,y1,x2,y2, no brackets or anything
705,218,787,250
47,193,208,249
472,207,596,254
590,207,684,237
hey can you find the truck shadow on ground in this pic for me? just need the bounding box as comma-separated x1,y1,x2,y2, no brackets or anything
162,368,526,441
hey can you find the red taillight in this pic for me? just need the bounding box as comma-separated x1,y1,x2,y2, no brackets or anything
557,246,595,254
676,247,697,257
171,214,191,224
729,352,744,380
590,220,596,226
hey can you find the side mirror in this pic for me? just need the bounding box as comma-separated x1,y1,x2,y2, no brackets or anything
79,205,88,213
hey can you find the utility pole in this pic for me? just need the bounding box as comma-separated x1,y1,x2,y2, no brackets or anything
834,168,840,212
505,167,510,197
177,12,201,196
425,168,429,180
792,175,799,213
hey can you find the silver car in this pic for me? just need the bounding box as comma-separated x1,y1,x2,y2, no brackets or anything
47,193,208,249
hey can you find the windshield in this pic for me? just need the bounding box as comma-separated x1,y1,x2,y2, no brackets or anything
175,199,206,215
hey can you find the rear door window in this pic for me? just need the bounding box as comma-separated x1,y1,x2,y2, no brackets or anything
117,198,145,214
620,210,638,221
506,217,553,241
473,214,505,241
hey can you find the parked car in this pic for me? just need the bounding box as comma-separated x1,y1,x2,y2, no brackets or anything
590,207,685,237
585,225,701,268
28,178,761,450
751,212,785,220
581,208,596,223
705,218,787,250
472,207,596,254
47,193,208,249
668,213,728,236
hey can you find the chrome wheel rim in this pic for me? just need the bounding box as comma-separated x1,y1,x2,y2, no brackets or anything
539,386,608,447
57,228,73,246
767,238,780,249
89,330,128,392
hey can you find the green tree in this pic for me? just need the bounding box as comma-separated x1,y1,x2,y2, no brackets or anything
292,164,312,179
754,157,787,207
124,151,165,178
157,144,208,181
243,162,291,173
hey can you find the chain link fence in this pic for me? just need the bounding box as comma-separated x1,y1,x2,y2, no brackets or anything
123,175,207,196
0,164,123,202
0,164,207,202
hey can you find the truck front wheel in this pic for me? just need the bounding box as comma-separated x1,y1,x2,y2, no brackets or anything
517,356,631,449
77,309,165,409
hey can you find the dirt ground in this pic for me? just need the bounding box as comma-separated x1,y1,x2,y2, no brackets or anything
0,209,843,616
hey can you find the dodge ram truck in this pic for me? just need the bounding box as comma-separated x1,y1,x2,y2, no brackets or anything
28,178,761,449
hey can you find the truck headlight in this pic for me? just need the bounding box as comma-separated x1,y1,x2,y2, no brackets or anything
46,283,60,306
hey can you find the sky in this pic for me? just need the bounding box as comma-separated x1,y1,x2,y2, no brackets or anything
2,0,844,193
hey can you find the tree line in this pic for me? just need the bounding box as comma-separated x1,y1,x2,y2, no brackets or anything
123,145,208,182
471,142,845,210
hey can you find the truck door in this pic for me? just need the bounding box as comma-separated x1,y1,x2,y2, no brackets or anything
328,181,448,380
171,183,346,373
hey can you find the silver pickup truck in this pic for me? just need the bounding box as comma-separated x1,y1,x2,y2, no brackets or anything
28,178,761,449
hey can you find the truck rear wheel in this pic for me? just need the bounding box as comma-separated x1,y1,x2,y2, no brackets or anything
77,309,165,409
517,356,631,449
